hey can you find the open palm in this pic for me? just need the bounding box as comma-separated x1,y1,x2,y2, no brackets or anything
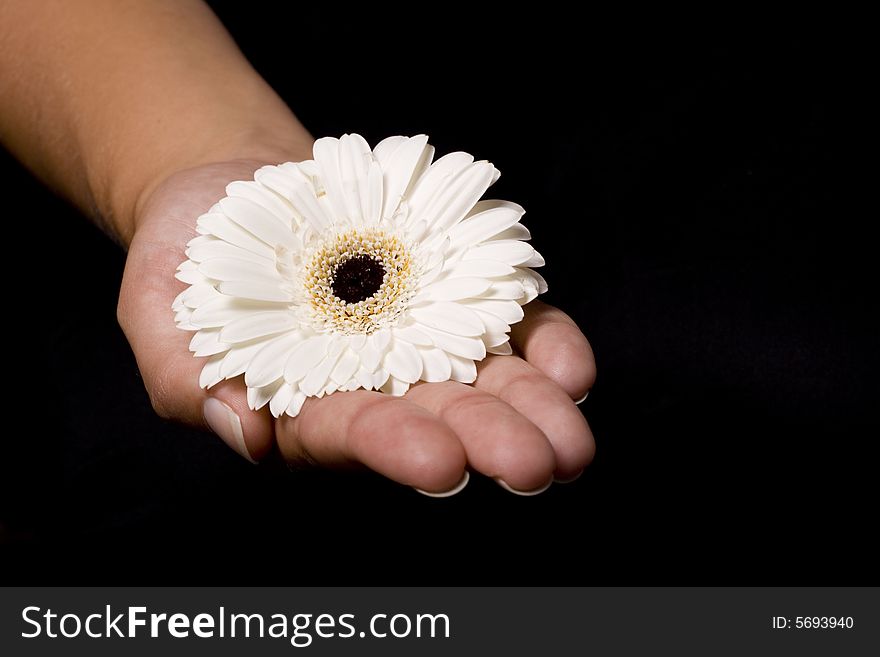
118,159,596,495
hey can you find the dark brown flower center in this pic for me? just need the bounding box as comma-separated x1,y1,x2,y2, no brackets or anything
331,254,386,304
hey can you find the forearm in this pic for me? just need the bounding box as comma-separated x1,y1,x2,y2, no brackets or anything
0,0,311,244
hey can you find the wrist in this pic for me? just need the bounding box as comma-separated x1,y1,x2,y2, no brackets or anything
96,121,313,247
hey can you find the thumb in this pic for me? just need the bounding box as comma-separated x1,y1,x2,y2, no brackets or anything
118,226,275,463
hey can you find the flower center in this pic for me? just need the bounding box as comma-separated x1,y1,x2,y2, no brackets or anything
300,228,420,335
331,254,386,304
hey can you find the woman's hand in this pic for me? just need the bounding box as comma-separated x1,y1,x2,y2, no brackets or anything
119,159,597,495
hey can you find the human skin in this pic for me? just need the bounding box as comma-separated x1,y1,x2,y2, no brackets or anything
0,0,596,494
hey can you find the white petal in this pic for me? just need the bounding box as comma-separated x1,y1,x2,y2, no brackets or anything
490,224,531,241
248,380,283,410
441,259,516,278
283,334,334,383
355,366,375,390
217,280,294,303
198,257,281,283
409,302,483,336
220,312,298,343
522,251,546,268
245,333,304,388
330,349,360,384
383,339,423,384
181,283,222,309
412,277,492,303
417,346,452,382
269,383,295,417
368,328,391,354
463,240,535,265
448,354,478,383
287,390,307,417
448,200,525,249
380,134,430,220
418,327,487,360
530,269,549,294
391,323,433,347
471,308,510,335
175,260,209,285
300,348,343,396
190,329,230,357
313,136,349,222
219,339,269,379
358,340,382,372
226,180,294,226
407,152,475,222
478,279,526,301
190,296,287,328
196,214,274,258
488,341,513,356
380,376,411,396
287,179,334,232
187,237,273,265
338,133,373,225
219,197,298,250
461,299,524,324
421,161,497,232
199,354,225,389
372,136,408,165
372,369,389,390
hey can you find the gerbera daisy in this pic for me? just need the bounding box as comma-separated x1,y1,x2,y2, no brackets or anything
173,134,547,417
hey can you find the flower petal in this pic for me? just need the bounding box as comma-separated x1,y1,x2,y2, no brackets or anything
245,333,304,388
412,277,492,303
220,311,299,343
384,339,423,384
313,136,349,223
380,134,431,220
461,299,524,325
248,380,283,410
392,323,433,347
283,334,334,383
217,280,294,303
462,240,536,265
287,390,307,417
448,200,525,249
441,259,517,278
187,237,273,265
226,180,294,226
330,349,360,385
270,383,296,417
219,339,270,379
219,196,298,250
448,354,478,383
199,354,225,389
417,346,452,382
418,327,487,360
198,257,281,283
196,214,274,258
300,348,344,396
409,302,484,336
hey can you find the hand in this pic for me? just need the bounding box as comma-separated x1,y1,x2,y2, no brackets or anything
119,160,596,495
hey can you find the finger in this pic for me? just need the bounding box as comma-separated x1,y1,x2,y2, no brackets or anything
119,229,274,463
511,300,596,401
475,355,595,480
275,390,468,494
405,381,556,493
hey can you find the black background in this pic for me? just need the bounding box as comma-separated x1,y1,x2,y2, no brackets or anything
1,9,875,582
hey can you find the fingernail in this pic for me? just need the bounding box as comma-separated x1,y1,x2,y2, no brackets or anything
414,471,470,498
494,477,553,497
575,391,590,405
203,398,256,464
554,470,584,484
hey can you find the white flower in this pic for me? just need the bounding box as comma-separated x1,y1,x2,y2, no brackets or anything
173,134,547,417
